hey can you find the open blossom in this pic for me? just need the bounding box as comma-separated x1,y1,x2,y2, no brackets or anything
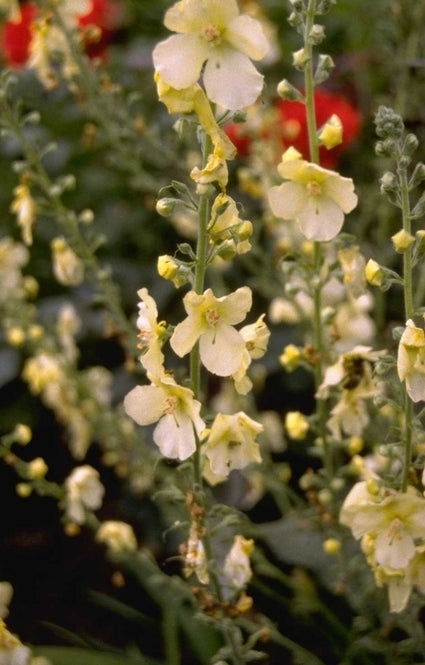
223,535,254,588
268,147,358,241
203,411,262,477
397,318,425,402
170,287,252,376
152,0,269,110
340,481,425,611
123,373,205,461
135,288,166,377
64,464,105,524
232,314,270,394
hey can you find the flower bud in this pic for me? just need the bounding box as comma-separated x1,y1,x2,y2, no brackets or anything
365,258,384,286
292,48,310,70
323,538,341,555
318,114,342,149
409,162,425,190
285,411,309,440
379,171,398,193
308,24,325,45
374,106,404,139
279,344,301,371
391,228,415,252
156,197,179,217
276,79,303,101
314,53,334,84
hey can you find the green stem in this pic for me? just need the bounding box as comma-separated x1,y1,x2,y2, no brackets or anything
399,165,414,491
303,0,333,478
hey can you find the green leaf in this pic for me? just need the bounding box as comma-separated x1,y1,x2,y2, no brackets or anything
31,646,161,665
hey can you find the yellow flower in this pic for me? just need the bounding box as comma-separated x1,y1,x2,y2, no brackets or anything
285,411,309,440
268,148,357,241
365,258,384,286
153,0,269,110
170,286,252,376
318,114,343,149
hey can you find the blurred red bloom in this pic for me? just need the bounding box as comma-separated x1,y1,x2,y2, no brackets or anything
225,88,362,169
0,0,120,68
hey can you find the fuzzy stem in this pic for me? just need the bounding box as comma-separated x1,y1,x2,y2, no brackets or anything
399,164,414,492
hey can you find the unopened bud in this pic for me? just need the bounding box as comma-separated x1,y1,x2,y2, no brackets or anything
318,114,342,149
156,198,178,217
292,48,310,70
365,258,384,286
276,79,303,101
391,228,415,252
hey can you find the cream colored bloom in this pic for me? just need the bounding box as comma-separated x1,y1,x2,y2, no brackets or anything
152,0,269,110
191,142,229,189
135,288,166,377
10,180,37,246
123,374,205,460
340,481,425,570
232,314,270,395
0,619,31,664
170,287,252,376
96,521,138,552
183,522,209,584
223,535,254,588
51,237,84,286
64,465,105,524
397,318,425,402
268,148,357,241
203,411,262,477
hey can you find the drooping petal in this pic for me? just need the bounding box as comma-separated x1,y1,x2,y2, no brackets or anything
387,576,412,613
203,46,264,110
123,385,166,426
297,195,344,241
200,326,245,375
153,412,196,460
226,14,269,60
268,182,306,220
153,33,208,90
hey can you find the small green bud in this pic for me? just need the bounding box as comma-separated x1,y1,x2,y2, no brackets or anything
292,48,310,70
308,24,326,45
409,163,425,190
379,171,398,193
276,79,303,101
375,138,397,158
156,197,179,217
411,191,425,219
374,106,404,138
314,54,335,84
403,132,419,157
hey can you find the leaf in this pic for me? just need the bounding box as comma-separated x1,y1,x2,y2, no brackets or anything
31,646,161,665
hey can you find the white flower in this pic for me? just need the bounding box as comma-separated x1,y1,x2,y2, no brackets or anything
123,374,205,461
170,287,252,376
135,288,166,377
64,465,105,524
203,411,262,477
397,318,425,402
268,148,358,241
96,521,138,552
340,481,425,570
152,0,269,110
223,535,254,588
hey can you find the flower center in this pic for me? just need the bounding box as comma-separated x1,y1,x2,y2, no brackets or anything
387,518,404,545
206,307,220,327
306,180,322,197
164,396,179,415
203,24,221,44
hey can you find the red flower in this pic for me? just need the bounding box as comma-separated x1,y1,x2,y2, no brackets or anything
1,2,36,67
0,0,120,68
226,88,362,169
